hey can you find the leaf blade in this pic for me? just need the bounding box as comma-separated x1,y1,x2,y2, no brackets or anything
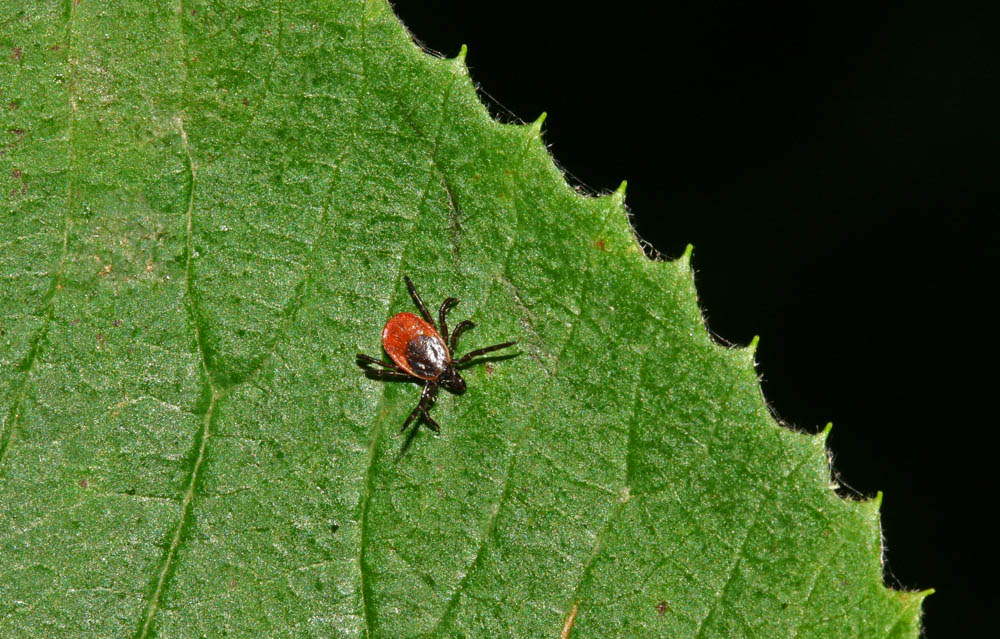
0,1,928,638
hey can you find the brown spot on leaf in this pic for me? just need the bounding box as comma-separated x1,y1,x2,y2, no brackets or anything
78,478,88,489
242,98,249,106
8,102,18,110
229,579,237,588
11,47,22,60
595,238,606,251
11,168,22,179
98,264,112,276
9,128,25,136
656,600,669,615
560,603,578,639
485,363,495,375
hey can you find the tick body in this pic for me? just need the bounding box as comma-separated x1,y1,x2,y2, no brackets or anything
357,276,515,433
381,313,458,388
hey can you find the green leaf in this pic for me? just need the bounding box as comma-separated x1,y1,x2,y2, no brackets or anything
1,1,929,637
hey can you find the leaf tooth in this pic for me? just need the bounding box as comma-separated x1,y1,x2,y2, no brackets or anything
680,242,695,265
907,588,936,604
820,421,834,441
612,179,627,202
530,111,547,135
447,44,471,82
872,489,885,509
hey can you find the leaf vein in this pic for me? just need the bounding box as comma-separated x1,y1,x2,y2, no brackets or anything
0,0,78,478
790,539,846,638
358,12,467,637
691,488,767,639
135,391,218,639
558,264,656,629
134,9,214,635
428,221,594,635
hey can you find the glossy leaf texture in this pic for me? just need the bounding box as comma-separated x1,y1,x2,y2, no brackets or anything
0,1,928,637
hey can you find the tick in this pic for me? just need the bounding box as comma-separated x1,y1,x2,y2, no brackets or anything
356,275,516,433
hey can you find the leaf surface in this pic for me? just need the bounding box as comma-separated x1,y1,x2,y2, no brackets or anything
0,1,927,637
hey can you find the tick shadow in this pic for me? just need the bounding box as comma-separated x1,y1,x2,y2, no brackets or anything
394,421,424,461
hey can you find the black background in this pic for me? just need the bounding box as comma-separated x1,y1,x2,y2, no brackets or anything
393,2,996,636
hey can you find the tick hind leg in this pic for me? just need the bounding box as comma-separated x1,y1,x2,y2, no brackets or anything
401,382,440,433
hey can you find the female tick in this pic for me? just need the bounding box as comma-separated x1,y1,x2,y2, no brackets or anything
356,275,516,433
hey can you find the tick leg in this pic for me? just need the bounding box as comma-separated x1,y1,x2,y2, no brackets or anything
364,370,414,380
419,383,440,429
422,410,440,432
400,401,423,433
438,297,459,343
455,341,516,364
356,353,401,370
401,382,439,433
449,320,475,353
404,275,434,326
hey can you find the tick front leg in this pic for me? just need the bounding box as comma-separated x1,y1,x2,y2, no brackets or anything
455,341,516,364
438,297,459,343
404,275,434,326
